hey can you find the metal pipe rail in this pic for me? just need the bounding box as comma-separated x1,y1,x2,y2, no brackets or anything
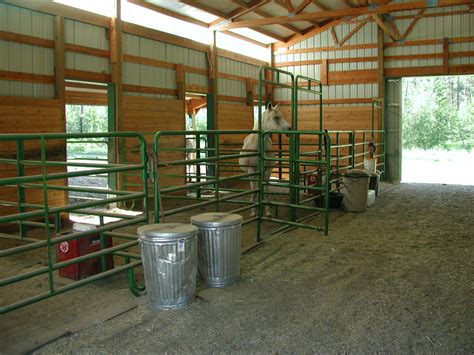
0,132,149,314
152,130,262,236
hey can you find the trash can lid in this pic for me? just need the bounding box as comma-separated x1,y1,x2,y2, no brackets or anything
191,212,243,228
137,223,198,242
343,169,370,178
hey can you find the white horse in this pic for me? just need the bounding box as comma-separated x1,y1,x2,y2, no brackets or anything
239,102,291,217
185,135,197,182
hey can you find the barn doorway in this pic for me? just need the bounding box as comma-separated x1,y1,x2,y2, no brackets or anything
401,75,474,185
65,104,109,204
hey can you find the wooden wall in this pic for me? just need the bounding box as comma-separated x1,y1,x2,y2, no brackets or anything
121,95,185,190
0,96,66,218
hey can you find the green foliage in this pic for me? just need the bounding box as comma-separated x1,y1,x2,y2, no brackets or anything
66,105,108,159
403,75,474,151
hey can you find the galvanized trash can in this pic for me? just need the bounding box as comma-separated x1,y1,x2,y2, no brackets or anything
191,213,242,288
137,223,198,310
342,169,370,212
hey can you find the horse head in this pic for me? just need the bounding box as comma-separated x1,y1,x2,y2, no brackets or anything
260,102,291,134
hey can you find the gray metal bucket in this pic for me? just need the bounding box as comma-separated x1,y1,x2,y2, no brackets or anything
191,213,242,288
137,223,198,310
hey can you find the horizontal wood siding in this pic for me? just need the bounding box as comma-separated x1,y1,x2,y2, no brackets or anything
0,96,65,219
121,95,185,191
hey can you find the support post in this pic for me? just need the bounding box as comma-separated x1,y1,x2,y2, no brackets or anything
320,59,328,86
443,37,449,75
110,0,122,191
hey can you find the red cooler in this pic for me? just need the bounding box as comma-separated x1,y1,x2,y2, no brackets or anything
57,223,113,280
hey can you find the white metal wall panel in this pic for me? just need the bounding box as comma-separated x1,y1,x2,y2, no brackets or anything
274,19,379,105
217,57,260,98
0,3,55,97
65,19,110,74
385,7,474,68
123,33,208,96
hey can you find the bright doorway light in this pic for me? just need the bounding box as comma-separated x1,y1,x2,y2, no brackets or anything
401,75,474,185
54,0,270,61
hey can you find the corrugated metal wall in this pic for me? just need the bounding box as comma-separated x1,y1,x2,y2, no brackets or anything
65,19,110,74
217,56,260,100
123,33,207,99
274,18,379,106
385,5,473,68
0,3,55,98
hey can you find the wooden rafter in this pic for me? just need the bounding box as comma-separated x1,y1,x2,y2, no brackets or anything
178,0,286,42
216,0,473,30
230,0,304,35
226,0,270,21
330,27,339,45
276,17,347,49
293,0,312,15
285,0,293,13
339,16,370,46
371,14,397,42
388,19,402,39
399,9,425,42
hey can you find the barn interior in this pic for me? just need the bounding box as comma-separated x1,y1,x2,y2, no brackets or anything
0,0,473,353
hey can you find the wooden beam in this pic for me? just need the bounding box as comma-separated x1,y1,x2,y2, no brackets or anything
275,18,346,49
227,0,270,21
385,53,443,61
387,20,402,40
285,0,294,13
122,84,178,96
339,16,370,46
246,78,254,106
330,27,339,45
217,0,473,29
217,48,267,67
320,59,328,85
443,37,450,74
274,56,376,67
176,64,185,100
0,70,54,84
276,42,378,54
399,9,425,42
231,0,304,35
65,43,109,58
0,30,54,48
371,14,397,42
209,31,218,130
293,0,312,15
65,69,111,83
54,16,66,133
110,0,123,132
377,27,384,100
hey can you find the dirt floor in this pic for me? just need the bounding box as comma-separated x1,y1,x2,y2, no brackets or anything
1,182,473,353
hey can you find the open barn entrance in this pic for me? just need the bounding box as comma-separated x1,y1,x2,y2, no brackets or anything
65,104,109,203
401,75,474,185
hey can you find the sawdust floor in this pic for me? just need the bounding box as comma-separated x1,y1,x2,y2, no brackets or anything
1,182,473,353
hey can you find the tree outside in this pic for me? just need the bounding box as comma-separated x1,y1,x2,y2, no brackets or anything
66,105,108,160
402,75,474,185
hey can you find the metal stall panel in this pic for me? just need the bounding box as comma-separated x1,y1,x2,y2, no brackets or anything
0,3,55,98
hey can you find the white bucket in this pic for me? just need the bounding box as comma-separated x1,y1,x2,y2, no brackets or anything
364,158,377,174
